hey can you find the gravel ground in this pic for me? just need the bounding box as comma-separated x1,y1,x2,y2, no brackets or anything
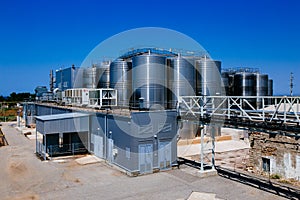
0,122,287,200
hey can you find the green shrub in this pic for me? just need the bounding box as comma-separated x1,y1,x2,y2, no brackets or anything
270,174,281,179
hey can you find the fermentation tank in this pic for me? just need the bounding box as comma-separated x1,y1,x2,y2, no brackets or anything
97,61,110,88
167,56,196,109
83,67,96,88
196,58,222,96
268,79,273,105
255,73,268,108
110,59,132,107
132,54,166,109
268,79,273,96
221,72,231,95
234,72,256,107
233,72,255,96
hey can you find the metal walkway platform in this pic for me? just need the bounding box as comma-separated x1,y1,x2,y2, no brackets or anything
178,96,300,137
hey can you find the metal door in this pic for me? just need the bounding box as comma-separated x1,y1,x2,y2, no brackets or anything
107,138,114,163
158,141,171,169
138,143,153,174
93,134,103,158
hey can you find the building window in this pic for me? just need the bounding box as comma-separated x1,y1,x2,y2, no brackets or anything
262,157,270,172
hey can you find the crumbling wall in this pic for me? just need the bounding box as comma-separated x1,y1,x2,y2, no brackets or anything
249,132,300,180
0,128,8,146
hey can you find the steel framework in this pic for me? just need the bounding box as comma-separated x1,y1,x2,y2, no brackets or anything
178,96,300,126
177,96,300,171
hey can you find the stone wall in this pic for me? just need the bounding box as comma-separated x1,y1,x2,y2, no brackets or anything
249,132,300,180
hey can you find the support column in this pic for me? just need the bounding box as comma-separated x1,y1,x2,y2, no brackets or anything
200,124,204,172
211,125,215,170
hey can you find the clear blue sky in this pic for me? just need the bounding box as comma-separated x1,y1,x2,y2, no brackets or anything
0,0,299,96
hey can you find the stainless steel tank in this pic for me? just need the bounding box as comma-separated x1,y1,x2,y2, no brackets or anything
83,67,96,88
268,79,273,96
132,54,166,109
221,72,230,95
255,73,268,108
97,61,110,88
233,72,256,107
268,79,273,105
167,56,196,109
110,59,132,107
233,72,255,96
196,58,222,96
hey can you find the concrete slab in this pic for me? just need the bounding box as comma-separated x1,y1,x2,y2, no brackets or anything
197,169,218,178
75,155,103,165
187,192,216,200
178,140,250,157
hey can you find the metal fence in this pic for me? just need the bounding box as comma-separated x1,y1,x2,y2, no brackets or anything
36,141,87,160
47,143,87,157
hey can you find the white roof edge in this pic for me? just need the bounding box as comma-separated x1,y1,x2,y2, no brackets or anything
35,112,90,121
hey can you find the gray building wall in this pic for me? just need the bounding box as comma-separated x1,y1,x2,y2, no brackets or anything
36,104,72,116
26,103,178,174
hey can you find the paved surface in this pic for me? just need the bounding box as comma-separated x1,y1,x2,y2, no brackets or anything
0,122,287,200
178,140,250,157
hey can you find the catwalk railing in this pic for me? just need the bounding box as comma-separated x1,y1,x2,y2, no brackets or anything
178,96,300,134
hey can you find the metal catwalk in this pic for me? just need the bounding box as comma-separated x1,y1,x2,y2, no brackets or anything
178,96,300,137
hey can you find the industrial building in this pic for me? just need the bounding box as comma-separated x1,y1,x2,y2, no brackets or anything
25,47,287,178
24,103,178,175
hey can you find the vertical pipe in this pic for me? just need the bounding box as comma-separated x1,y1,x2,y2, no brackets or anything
104,114,107,160
211,125,215,170
284,97,287,123
297,98,299,113
200,97,204,172
262,98,265,121
227,97,230,119
200,124,204,172
35,128,38,155
44,135,47,160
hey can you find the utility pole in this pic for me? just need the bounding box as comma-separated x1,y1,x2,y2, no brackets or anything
290,72,294,96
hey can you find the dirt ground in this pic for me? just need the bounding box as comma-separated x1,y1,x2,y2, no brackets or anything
0,122,287,200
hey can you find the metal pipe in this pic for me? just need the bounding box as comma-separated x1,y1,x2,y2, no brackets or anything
211,126,215,170
200,124,204,172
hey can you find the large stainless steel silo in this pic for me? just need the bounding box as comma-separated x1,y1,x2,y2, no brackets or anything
233,72,256,107
221,72,231,96
233,72,255,96
268,79,273,96
132,54,166,109
268,79,273,105
167,56,196,109
97,61,110,88
195,58,222,96
83,67,96,88
255,73,268,108
110,59,132,107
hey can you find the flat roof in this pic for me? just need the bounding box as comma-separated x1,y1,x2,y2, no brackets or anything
35,112,89,121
